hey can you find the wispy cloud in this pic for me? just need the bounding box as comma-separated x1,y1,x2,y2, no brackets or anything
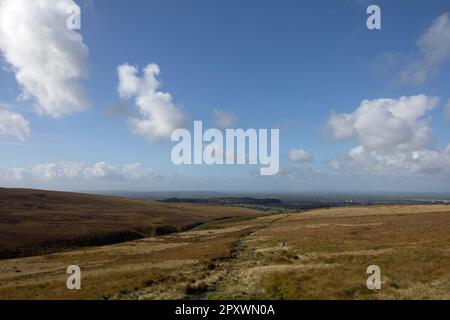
400,13,450,85
0,106,30,141
372,13,450,85
287,149,314,163
212,109,239,128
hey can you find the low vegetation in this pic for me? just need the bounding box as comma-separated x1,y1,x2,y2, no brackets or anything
0,188,261,259
0,192,448,299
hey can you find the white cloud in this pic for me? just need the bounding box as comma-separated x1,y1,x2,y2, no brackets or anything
445,98,450,120
331,145,450,176
287,149,314,162
0,0,90,117
1,162,158,182
0,108,30,141
326,95,450,175
32,162,85,180
122,163,148,180
326,95,439,153
212,109,239,128
400,13,450,85
117,64,143,98
0,167,26,181
84,162,121,180
326,113,357,140
117,63,187,142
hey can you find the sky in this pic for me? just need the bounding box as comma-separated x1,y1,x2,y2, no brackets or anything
0,0,450,192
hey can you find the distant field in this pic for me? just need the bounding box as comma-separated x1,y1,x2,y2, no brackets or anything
0,188,262,259
0,203,449,299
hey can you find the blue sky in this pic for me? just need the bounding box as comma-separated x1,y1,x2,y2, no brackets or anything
0,0,450,192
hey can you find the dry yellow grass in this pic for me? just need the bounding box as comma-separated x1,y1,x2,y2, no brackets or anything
209,205,450,299
0,204,449,300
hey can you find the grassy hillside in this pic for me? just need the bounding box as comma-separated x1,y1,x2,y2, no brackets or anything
0,188,261,259
0,204,448,299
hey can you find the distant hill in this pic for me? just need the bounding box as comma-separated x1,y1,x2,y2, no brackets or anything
160,197,283,205
0,188,261,259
